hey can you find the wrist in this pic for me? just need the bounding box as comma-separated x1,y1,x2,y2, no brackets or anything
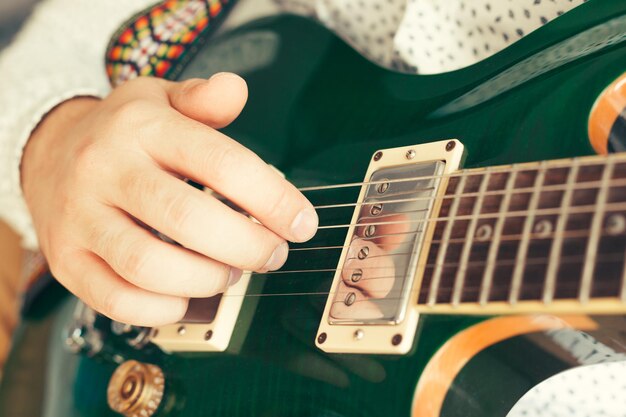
21,97,100,204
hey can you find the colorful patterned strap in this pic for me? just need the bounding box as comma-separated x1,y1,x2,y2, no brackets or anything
106,0,235,86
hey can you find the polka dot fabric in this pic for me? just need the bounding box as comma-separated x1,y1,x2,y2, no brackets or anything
289,0,588,73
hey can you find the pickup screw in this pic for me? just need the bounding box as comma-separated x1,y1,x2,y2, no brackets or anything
358,246,370,259
392,334,403,346
351,269,363,283
373,151,383,161
370,203,383,216
345,292,357,306
377,182,389,194
364,225,376,237
177,326,186,335
406,149,416,160
446,141,456,152
354,329,364,341
317,333,327,344
204,330,213,341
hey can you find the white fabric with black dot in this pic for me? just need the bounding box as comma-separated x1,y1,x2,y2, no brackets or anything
277,0,588,73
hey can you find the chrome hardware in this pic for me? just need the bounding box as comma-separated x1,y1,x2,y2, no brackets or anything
364,225,376,237
345,292,357,306
107,360,164,417
110,321,153,350
317,140,466,354
351,269,363,283
64,302,103,356
370,203,383,216
177,326,186,335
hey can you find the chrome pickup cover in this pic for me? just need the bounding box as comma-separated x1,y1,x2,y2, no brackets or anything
329,161,445,324
317,140,465,354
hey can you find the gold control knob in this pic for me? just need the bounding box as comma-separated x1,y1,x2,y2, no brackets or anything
107,360,165,417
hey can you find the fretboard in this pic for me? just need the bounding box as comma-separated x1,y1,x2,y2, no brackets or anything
417,154,626,313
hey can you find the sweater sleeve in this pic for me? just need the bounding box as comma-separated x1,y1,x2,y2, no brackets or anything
0,0,155,250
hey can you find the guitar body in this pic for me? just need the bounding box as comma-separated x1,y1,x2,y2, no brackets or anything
2,2,626,416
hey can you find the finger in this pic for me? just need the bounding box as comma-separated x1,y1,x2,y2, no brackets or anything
164,73,248,129
144,113,318,243
108,164,289,272
85,207,241,298
56,249,188,326
342,239,395,297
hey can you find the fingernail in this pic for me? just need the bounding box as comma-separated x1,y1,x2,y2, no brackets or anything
209,72,236,82
228,268,243,286
290,208,319,242
262,242,289,271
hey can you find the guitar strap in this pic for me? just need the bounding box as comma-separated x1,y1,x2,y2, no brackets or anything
21,0,237,315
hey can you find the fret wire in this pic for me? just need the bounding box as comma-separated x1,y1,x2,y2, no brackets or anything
452,171,491,306
428,175,467,306
579,159,615,304
509,162,547,305
479,168,518,305
543,161,579,304
621,248,626,303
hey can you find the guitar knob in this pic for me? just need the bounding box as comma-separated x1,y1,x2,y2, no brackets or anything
107,360,165,417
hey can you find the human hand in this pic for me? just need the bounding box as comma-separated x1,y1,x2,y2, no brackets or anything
21,73,318,326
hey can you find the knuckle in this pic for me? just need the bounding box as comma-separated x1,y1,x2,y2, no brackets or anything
98,290,127,322
202,143,240,182
119,171,158,210
110,98,153,128
119,245,152,285
263,182,291,219
163,192,196,232
73,142,103,175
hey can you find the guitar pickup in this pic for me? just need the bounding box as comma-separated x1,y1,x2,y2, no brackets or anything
316,140,465,354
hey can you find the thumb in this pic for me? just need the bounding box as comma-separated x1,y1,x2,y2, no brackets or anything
167,72,248,129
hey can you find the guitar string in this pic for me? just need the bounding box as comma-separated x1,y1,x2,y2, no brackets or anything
248,250,625,278
296,154,626,193
304,201,626,231
218,252,625,299
309,176,626,211
288,227,617,253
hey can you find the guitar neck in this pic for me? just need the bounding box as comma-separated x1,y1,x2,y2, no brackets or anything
417,153,626,314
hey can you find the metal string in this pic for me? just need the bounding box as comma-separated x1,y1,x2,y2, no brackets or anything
311,201,626,231
310,176,626,211
288,226,619,253
297,153,625,193
218,252,626,299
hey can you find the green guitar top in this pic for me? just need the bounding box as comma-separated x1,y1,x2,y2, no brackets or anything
2,1,626,416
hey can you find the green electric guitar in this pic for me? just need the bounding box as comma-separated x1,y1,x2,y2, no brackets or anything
2,1,626,416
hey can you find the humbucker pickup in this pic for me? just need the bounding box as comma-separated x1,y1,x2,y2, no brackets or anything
316,140,465,354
